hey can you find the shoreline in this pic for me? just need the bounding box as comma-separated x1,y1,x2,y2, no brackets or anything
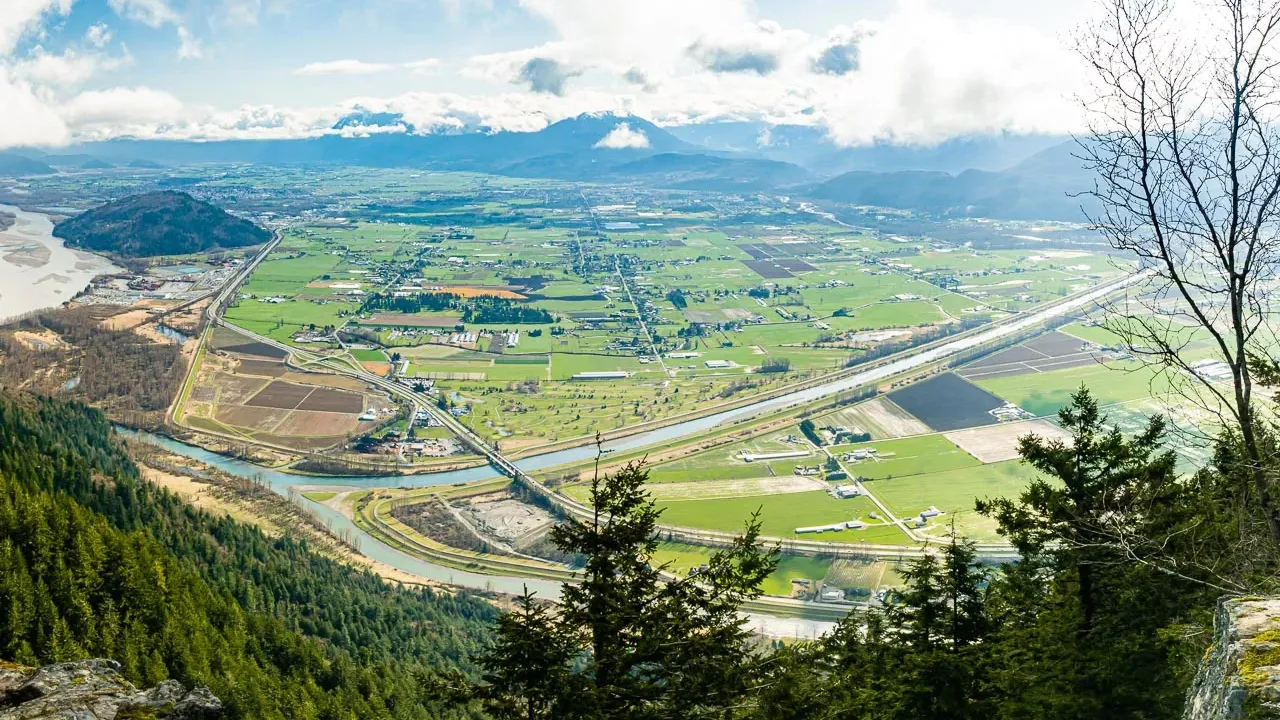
0,204,120,325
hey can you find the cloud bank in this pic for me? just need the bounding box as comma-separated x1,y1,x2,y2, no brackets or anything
0,0,1093,149
594,122,650,149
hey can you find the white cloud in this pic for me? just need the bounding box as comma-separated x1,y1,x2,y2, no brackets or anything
12,46,131,87
594,122,650,149
295,59,396,76
177,26,202,59
107,0,179,28
60,86,185,128
294,58,440,76
401,58,441,75
0,68,69,148
85,23,112,49
0,0,1096,148
0,0,73,55
221,0,261,26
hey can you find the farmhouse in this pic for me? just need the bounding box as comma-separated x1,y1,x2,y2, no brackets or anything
572,371,630,380
704,360,732,369
919,506,944,520
794,465,821,476
842,448,877,461
796,520,865,534
832,485,861,499
740,450,809,463
819,587,846,602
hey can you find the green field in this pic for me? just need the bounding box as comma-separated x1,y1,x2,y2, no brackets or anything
656,491,908,544
977,361,1172,417
864,460,1033,542
651,543,838,598
829,434,981,480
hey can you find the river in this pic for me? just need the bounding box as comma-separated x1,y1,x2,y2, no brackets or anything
0,204,119,323
119,427,840,637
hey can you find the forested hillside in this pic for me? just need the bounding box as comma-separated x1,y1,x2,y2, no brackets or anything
0,392,498,719
53,190,270,258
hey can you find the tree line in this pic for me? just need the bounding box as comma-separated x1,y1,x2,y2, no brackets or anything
0,392,499,720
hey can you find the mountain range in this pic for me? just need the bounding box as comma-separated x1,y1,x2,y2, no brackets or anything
2,113,1096,221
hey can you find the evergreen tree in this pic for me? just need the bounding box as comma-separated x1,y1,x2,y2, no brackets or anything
472,461,778,720
977,386,1198,720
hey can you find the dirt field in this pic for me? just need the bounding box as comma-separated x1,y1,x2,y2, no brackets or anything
279,371,369,392
11,329,67,351
425,285,526,299
237,358,288,376
944,419,1072,463
211,328,288,358
273,409,362,436
830,397,931,439
645,475,829,501
245,380,314,409
459,495,554,543
776,259,817,272
958,331,1103,381
212,372,270,403
742,259,794,279
100,309,154,330
297,387,365,413
361,361,391,376
215,404,291,431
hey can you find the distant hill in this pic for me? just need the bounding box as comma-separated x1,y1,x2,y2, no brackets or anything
665,121,1067,175
610,153,811,191
497,150,811,191
0,152,57,177
53,190,270,258
805,141,1097,221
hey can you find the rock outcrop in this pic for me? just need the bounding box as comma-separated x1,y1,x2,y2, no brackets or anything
1184,597,1280,719
0,659,222,720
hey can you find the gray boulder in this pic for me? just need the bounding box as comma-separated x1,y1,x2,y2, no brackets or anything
1184,597,1280,719
0,660,222,720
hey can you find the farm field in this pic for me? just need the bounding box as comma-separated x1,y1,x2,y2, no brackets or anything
888,373,1007,431
652,543,865,599
822,397,931,439
830,434,982,481
863,460,1033,542
179,346,392,451
655,491,908,544
211,174,1136,454
976,361,1173,417
957,330,1105,381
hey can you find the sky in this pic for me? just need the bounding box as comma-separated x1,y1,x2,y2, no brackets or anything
0,0,1098,149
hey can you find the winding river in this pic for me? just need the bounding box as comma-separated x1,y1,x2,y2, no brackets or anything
119,427,838,637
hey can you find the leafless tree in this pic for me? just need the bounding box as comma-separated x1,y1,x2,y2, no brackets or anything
1078,0,1280,544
